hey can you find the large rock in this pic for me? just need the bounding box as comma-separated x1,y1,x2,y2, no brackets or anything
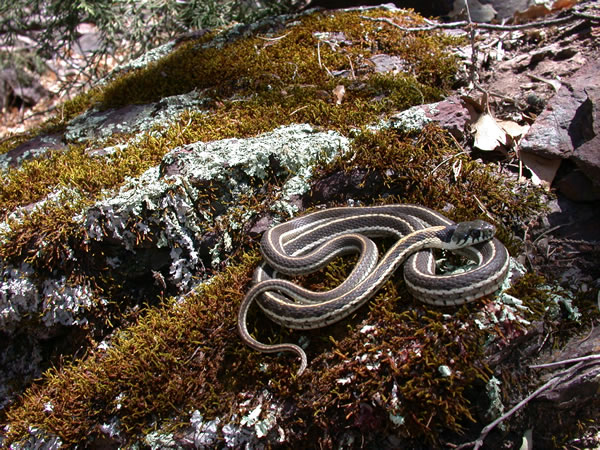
520,60,600,201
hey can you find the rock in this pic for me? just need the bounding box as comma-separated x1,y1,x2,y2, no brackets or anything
0,68,48,111
84,124,349,290
390,95,471,139
64,90,208,143
0,133,67,169
247,215,274,238
520,60,600,200
531,327,600,411
310,168,378,203
554,169,600,202
449,0,497,22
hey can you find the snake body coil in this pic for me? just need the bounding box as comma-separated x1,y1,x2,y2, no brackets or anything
238,204,510,375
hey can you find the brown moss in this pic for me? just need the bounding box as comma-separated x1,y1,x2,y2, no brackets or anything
0,196,87,270
316,125,543,254
3,251,259,445
0,7,552,449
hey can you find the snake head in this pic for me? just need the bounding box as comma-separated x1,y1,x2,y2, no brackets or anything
450,220,496,247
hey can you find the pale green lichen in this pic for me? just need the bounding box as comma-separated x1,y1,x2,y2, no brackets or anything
484,376,505,425
101,41,177,83
388,105,432,132
64,90,209,143
85,124,349,287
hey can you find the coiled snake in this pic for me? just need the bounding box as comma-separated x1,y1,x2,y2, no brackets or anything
238,204,510,375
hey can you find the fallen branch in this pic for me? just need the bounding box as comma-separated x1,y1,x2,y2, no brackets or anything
455,355,600,449
530,353,600,369
360,13,580,33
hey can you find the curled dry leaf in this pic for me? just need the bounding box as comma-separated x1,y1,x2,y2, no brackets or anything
497,120,530,141
519,151,561,188
332,85,346,105
472,113,508,152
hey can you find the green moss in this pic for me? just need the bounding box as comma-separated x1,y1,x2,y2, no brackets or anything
1,7,462,260
0,133,31,156
0,126,548,447
42,88,101,133
98,9,457,109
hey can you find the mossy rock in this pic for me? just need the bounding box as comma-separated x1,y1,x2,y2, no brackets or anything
0,5,595,449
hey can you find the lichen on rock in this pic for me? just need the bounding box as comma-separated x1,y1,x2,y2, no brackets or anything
85,123,348,289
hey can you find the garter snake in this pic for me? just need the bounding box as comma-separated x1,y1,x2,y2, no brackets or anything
238,204,510,375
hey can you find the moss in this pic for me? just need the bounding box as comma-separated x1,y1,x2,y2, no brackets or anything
98,9,457,109
0,6,554,449
1,7,462,260
0,195,88,270
0,126,549,447
316,125,544,253
3,251,259,445
0,134,31,157
0,127,548,447
2,241,489,446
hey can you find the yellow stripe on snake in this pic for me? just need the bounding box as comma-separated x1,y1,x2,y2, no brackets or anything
238,204,510,375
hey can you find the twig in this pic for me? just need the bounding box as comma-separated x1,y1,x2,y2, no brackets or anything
431,151,468,174
316,41,332,76
345,54,356,79
360,14,577,33
572,11,600,21
257,31,291,41
530,353,600,369
290,105,309,116
473,195,495,223
527,74,562,92
532,224,567,245
462,0,483,97
457,361,587,449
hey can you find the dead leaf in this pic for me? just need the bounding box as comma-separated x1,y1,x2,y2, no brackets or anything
472,113,508,152
552,0,580,11
515,0,579,21
497,120,530,141
519,151,561,188
515,4,552,21
332,85,345,105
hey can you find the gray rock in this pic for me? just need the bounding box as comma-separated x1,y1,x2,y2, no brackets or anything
390,95,471,139
520,60,600,200
0,134,67,169
369,54,409,74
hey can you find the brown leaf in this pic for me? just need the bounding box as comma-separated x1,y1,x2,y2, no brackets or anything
332,85,346,105
519,151,561,188
497,120,530,141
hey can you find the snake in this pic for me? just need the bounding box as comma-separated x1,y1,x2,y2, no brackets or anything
237,204,510,375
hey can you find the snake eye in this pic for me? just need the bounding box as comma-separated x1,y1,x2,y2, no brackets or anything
470,229,480,240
